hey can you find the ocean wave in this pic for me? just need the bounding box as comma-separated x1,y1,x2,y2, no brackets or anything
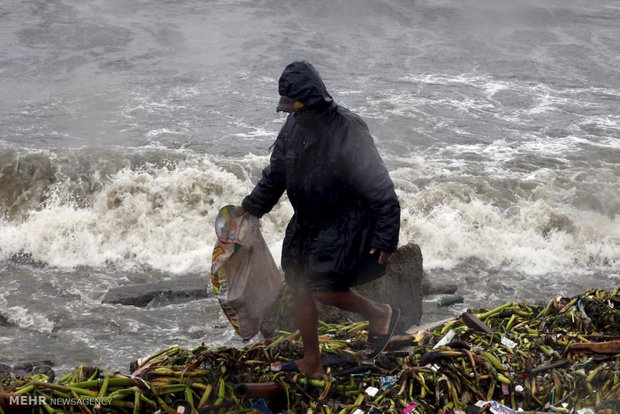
0,295,55,333
0,146,291,273
0,145,617,276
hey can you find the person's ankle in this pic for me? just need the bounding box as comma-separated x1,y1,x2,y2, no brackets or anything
301,354,321,365
373,303,391,321
368,304,392,334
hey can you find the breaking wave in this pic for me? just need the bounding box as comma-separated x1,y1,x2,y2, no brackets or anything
0,294,55,334
0,143,617,276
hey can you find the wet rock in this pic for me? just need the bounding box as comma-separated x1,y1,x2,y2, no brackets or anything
354,244,424,330
7,361,55,381
9,251,47,268
102,276,207,307
0,315,11,327
261,243,424,336
422,276,458,295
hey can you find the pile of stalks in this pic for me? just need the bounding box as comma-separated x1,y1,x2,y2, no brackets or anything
1,287,619,414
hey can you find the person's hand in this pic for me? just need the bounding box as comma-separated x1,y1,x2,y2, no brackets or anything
369,248,392,264
236,205,247,216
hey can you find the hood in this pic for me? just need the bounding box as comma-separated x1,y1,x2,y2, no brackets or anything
278,61,334,109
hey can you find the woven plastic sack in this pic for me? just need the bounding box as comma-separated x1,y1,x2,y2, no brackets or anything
210,205,282,340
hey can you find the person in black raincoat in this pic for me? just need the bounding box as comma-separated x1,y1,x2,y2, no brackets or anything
239,61,400,376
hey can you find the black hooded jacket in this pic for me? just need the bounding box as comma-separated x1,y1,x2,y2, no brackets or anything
242,62,400,289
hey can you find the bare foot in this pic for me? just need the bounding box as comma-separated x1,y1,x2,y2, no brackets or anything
270,357,324,378
296,358,324,377
368,304,392,335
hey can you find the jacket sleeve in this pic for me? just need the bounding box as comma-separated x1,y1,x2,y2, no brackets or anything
241,132,287,218
341,117,400,252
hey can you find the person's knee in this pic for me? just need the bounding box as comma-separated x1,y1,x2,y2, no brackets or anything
313,290,343,306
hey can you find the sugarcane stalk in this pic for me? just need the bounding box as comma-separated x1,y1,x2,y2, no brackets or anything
153,384,187,395
70,388,93,414
106,388,137,401
214,377,226,406
486,378,496,401
3,288,618,413
132,388,140,414
440,320,457,334
481,351,505,371
142,345,181,365
558,297,578,314
41,401,55,414
139,393,157,410
34,382,98,397
539,345,553,357
14,383,35,395
57,373,73,384
297,378,326,388
475,302,516,321
184,383,196,413
150,369,211,377
97,373,109,398
153,395,177,414
536,299,554,319
72,377,137,389
496,373,511,385
106,400,136,409
352,393,364,407
87,370,99,382
197,383,213,408
505,314,517,332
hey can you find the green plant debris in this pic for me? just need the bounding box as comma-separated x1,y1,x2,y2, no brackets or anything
2,287,619,413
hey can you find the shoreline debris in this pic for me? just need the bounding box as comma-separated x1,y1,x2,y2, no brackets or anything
1,287,619,413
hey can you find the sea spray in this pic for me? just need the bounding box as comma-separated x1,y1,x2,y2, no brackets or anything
0,294,55,334
0,145,617,276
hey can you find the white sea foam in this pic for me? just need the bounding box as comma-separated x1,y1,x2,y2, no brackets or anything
146,128,190,138
0,295,55,333
395,168,619,275
386,73,620,136
402,198,612,273
0,152,290,274
0,144,617,277
398,73,510,98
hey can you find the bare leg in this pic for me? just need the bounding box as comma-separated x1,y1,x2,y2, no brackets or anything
271,290,324,377
313,290,392,335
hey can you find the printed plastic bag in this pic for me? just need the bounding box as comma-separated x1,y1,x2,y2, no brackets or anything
210,205,282,340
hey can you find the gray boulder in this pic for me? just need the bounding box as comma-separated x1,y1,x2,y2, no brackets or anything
355,243,424,330
102,276,207,307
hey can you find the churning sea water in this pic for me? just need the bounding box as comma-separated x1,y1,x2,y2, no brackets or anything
0,0,618,372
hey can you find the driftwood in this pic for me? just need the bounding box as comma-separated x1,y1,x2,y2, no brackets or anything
568,340,620,355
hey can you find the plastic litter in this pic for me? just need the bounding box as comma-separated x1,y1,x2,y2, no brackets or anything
432,329,456,349
500,335,517,349
211,205,282,339
437,294,464,307
365,386,379,397
380,375,399,390
475,400,517,414
403,400,419,413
